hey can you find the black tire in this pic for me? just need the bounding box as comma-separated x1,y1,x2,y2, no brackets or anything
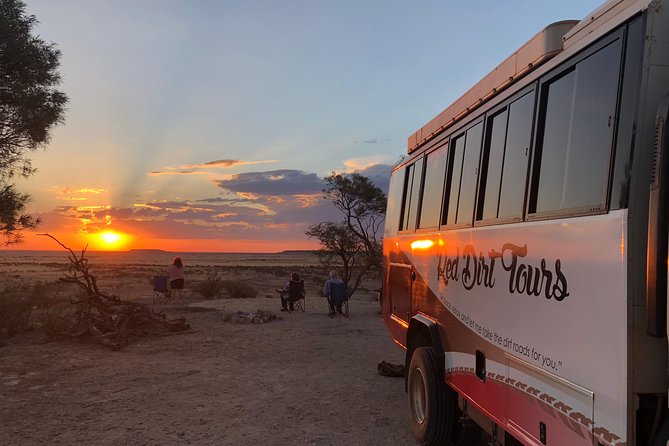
408,347,483,446
408,347,454,445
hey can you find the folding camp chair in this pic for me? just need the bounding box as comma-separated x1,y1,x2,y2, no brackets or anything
286,280,305,312
153,275,170,304
274,280,305,312
327,282,349,318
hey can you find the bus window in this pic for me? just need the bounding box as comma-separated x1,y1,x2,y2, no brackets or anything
479,108,509,221
418,144,448,229
610,18,644,210
456,122,483,225
385,168,406,236
478,90,535,223
443,134,465,226
443,122,483,226
498,91,534,219
530,36,622,216
399,164,415,231
399,158,424,231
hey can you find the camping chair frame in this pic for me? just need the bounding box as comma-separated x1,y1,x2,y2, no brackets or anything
287,280,305,312
327,282,349,318
274,280,306,312
153,275,171,304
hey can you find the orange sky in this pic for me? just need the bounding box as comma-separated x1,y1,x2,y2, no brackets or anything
13,231,321,253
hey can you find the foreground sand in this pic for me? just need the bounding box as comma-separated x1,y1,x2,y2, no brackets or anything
0,248,419,446
1,294,415,446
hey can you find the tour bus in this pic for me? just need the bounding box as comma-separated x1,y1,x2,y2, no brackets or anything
382,0,669,445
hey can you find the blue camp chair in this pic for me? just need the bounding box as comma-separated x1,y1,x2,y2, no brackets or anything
153,275,170,304
327,282,349,318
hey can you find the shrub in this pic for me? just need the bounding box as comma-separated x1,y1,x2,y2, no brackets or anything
0,286,33,336
193,269,226,300
0,281,66,337
192,269,258,300
221,281,257,299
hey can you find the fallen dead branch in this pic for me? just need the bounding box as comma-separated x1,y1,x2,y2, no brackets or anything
40,233,190,350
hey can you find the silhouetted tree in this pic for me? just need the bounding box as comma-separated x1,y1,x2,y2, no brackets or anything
0,0,67,244
307,172,386,296
305,221,362,286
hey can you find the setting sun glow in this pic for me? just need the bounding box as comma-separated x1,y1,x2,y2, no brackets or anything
95,231,128,250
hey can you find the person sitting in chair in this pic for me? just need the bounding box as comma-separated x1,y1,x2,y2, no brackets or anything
276,272,304,312
322,270,345,315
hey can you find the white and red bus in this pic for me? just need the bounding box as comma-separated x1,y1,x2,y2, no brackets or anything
382,1,669,445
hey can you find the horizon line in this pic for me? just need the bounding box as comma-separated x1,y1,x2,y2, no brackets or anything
0,248,317,255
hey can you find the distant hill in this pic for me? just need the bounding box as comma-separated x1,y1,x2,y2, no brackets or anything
278,250,315,255
128,249,169,253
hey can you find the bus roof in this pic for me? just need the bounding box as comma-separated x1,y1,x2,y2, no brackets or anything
406,0,651,154
407,20,577,154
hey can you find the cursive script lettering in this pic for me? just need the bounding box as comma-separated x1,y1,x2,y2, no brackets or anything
437,242,569,303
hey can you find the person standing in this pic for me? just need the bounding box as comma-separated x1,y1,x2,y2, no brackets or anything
168,257,185,302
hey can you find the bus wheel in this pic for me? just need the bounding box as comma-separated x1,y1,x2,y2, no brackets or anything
408,347,453,445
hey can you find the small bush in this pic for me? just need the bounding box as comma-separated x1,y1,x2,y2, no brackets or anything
192,269,258,299
0,282,75,337
0,289,32,336
193,269,226,299
221,281,257,299
0,281,66,337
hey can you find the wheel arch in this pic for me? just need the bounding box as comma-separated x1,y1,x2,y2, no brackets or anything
405,314,445,390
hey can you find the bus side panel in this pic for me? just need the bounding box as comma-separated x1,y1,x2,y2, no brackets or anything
382,235,410,347
403,210,629,445
382,170,410,347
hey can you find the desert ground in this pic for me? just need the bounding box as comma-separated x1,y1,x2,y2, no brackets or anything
0,250,420,446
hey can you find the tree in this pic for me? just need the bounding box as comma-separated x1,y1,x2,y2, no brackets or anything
305,221,362,286
0,0,67,244
307,172,386,297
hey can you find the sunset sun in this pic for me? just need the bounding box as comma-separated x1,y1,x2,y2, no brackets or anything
95,230,128,250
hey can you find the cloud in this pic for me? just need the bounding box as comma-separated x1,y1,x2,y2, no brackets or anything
149,159,279,176
47,187,108,202
355,163,392,193
72,188,105,194
37,166,390,244
353,138,391,145
333,160,393,193
37,184,342,242
148,169,209,176
215,169,324,196
181,159,278,169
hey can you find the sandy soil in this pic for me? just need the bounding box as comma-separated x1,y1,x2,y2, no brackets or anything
0,252,418,446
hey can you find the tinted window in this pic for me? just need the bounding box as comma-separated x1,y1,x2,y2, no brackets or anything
532,38,622,214
498,92,534,219
534,71,575,213
479,109,508,220
456,122,483,225
385,168,406,235
419,146,448,228
407,158,424,229
611,19,643,210
443,135,465,225
400,163,415,230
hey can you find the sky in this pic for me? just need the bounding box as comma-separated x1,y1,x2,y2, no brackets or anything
11,0,604,252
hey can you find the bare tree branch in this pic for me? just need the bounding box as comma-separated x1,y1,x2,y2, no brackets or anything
39,233,190,350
